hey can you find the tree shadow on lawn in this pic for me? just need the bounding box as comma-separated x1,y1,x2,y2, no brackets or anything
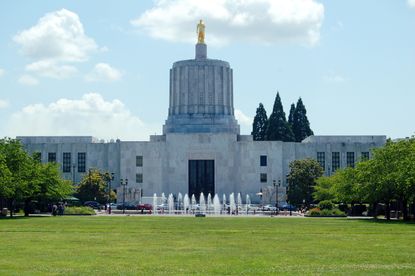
354,217,415,225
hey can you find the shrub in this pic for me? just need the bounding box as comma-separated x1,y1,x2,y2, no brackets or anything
64,206,95,215
306,207,346,217
308,207,321,216
318,200,334,210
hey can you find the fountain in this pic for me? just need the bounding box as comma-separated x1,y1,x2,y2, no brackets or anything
229,193,236,215
178,192,183,213
199,192,206,214
207,193,212,214
191,194,196,212
152,193,157,215
213,194,221,215
246,194,251,214
184,194,190,213
168,193,174,214
237,193,242,215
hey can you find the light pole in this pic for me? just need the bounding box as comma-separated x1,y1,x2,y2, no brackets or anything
121,178,128,214
273,180,279,215
107,172,114,214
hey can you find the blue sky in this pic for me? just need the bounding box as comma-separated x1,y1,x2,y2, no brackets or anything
0,0,414,140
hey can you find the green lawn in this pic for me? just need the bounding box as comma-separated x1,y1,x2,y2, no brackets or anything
0,216,414,275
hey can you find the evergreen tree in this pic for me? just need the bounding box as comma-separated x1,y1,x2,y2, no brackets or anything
292,98,314,142
251,103,268,141
288,103,295,128
265,92,295,141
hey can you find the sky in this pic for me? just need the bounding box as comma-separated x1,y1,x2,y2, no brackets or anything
0,0,414,141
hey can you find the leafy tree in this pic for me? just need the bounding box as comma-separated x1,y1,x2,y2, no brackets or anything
251,103,268,141
265,92,294,142
292,98,314,142
288,103,295,128
313,176,336,202
0,138,72,217
287,158,323,207
76,169,111,204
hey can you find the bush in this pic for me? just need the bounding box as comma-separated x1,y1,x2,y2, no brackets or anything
308,207,321,216
306,207,346,217
64,206,95,215
318,200,334,210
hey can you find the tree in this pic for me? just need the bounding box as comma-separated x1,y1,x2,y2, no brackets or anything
291,98,314,142
288,103,295,128
313,176,336,202
76,169,110,204
265,92,295,142
287,159,323,207
0,138,72,217
251,103,268,141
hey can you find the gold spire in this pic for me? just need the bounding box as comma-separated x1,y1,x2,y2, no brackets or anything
196,19,205,44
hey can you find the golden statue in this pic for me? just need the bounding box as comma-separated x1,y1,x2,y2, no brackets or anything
196,19,205,44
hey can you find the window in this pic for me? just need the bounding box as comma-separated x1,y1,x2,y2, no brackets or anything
361,152,370,161
33,152,41,163
260,173,267,183
332,152,340,172
260,155,267,166
317,152,325,170
346,152,355,168
48,152,56,163
136,173,143,183
78,152,86,173
136,155,143,167
62,152,71,173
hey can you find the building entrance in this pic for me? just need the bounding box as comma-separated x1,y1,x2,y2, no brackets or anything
188,160,214,199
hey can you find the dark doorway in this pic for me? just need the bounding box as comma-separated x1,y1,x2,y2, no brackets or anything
188,160,215,198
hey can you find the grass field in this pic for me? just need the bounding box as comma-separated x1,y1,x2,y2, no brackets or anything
1,216,415,275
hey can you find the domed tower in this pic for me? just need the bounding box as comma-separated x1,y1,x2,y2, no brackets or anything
163,20,240,135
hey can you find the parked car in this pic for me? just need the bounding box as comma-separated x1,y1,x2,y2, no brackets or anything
280,204,297,211
137,203,152,211
116,202,137,210
262,204,278,212
84,201,101,209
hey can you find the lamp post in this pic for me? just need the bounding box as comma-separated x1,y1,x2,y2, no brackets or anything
121,178,128,214
273,180,279,215
107,172,114,214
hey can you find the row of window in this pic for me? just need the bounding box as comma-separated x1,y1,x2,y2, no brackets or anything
35,152,87,173
317,151,369,173
260,152,369,171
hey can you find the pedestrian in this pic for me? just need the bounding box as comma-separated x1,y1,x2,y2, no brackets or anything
52,204,57,216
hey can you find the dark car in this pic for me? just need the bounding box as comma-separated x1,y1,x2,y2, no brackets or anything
137,203,152,211
84,201,101,209
116,202,137,210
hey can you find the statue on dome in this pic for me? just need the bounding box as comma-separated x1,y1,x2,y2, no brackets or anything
196,19,205,44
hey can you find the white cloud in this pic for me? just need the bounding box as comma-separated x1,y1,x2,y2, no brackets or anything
14,9,97,62
25,60,77,79
408,0,415,8
131,0,324,46
0,100,9,109
13,9,97,79
235,109,252,127
18,74,39,86
323,73,345,83
0,68,4,77
85,63,122,82
7,93,157,140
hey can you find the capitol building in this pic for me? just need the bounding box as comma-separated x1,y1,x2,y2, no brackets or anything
18,24,386,204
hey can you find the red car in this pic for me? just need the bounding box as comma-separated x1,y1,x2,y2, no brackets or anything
137,203,152,211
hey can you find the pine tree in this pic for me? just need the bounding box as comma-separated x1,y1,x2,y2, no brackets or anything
292,98,314,142
251,103,268,141
265,92,295,142
288,103,295,127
